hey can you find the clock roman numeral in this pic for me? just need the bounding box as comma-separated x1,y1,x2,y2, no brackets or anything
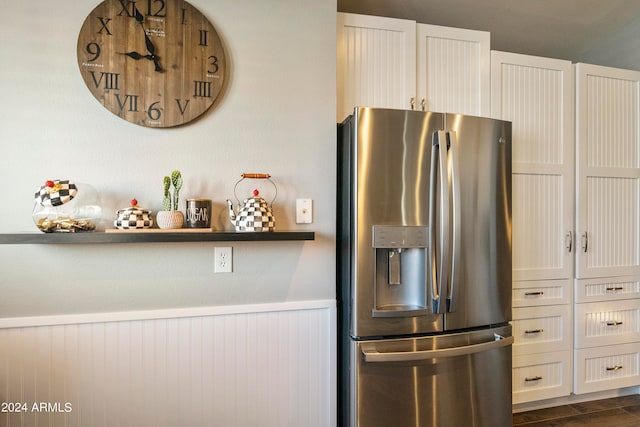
193,81,212,98
97,17,112,35
199,30,208,46
114,94,139,112
117,0,136,17
89,71,120,90
176,99,190,115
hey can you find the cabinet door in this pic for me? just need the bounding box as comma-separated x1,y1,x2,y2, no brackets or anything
416,24,490,116
575,63,640,278
336,13,416,122
491,51,574,281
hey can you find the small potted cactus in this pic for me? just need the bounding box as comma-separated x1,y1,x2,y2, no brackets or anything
156,170,184,229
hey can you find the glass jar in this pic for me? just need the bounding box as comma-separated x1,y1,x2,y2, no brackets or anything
32,181,103,233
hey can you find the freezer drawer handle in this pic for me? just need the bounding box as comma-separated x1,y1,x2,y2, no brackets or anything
361,334,514,363
524,376,543,382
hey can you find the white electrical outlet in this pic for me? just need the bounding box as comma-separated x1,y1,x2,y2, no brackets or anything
214,246,232,273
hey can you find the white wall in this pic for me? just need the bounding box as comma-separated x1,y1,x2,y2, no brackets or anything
0,0,337,317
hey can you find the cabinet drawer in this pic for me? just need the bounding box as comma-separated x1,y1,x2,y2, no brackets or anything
513,280,571,307
575,276,640,303
513,351,572,404
574,343,640,394
575,299,640,348
512,306,571,356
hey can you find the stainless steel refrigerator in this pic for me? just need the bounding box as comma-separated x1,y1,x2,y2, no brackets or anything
337,107,513,427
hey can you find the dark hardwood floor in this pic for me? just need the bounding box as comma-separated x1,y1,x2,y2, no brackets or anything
513,395,640,426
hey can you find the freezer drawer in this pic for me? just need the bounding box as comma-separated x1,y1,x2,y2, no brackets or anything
350,325,513,427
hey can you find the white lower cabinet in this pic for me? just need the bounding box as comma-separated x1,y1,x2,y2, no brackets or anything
574,343,640,394
513,351,572,404
512,305,572,357
574,275,640,394
511,296,573,403
575,299,640,348
512,280,571,308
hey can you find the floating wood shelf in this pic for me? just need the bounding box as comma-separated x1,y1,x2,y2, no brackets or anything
0,231,315,245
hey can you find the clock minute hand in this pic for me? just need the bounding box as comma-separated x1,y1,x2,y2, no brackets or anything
143,35,162,72
133,5,162,72
133,6,144,24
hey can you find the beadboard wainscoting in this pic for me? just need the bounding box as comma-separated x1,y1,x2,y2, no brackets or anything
0,301,336,427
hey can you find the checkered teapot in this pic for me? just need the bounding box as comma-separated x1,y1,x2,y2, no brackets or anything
226,173,276,232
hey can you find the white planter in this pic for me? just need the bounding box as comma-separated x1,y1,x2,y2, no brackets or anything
156,211,184,229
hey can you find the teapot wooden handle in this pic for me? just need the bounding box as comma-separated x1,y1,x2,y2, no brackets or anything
241,173,271,179
234,174,277,205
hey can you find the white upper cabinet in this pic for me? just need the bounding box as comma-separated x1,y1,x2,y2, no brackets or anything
336,14,490,121
575,63,640,279
491,51,574,281
336,13,416,122
417,24,490,117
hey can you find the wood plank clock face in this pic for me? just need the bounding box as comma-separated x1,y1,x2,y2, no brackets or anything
77,0,226,128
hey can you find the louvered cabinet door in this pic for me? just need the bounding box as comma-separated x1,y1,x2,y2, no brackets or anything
336,13,416,122
575,64,640,278
417,24,490,117
491,52,574,281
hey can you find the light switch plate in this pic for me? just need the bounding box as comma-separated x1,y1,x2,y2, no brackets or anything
296,199,313,224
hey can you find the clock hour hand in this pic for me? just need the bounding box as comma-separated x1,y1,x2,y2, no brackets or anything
123,50,162,72
124,51,147,60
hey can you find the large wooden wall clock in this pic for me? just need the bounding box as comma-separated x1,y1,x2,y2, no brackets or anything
77,0,226,128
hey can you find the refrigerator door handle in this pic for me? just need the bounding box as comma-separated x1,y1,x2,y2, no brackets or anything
429,134,439,312
361,334,514,363
429,132,450,314
446,131,461,313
